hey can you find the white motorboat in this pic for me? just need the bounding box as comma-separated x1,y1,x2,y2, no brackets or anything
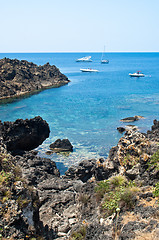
76,56,92,62
80,68,99,72
129,71,145,77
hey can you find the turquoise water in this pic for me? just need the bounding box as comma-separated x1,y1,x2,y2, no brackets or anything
0,53,159,174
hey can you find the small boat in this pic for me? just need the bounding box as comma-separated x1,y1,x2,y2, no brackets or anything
80,68,99,72
101,46,109,64
76,56,92,62
101,59,109,64
129,71,145,77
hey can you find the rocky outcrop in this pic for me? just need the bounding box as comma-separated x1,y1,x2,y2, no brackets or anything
0,58,70,100
0,137,56,239
106,122,159,185
14,151,60,186
50,138,73,152
64,158,114,182
147,119,159,141
1,116,50,153
1,117,159,239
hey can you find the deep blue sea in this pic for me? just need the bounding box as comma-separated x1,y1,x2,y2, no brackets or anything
0,52,159,174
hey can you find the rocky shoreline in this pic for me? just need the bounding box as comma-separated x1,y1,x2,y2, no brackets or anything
0,58,70,101
0,117,159,239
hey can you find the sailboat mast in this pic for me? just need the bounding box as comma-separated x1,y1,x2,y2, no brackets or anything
101,45,105,61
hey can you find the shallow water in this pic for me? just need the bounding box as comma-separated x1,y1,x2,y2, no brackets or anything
0,52,159,174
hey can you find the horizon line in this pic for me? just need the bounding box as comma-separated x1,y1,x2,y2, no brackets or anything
0,51,159,54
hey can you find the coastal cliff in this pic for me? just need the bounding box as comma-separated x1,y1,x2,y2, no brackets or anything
0,58,70,100
0,117,159,239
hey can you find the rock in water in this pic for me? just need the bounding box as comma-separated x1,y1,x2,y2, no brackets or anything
120,115,144,122
117,127,125,133
1,116,50,151
50,139,73,152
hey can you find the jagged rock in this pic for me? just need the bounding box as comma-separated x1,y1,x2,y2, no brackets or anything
147,119,159,141
1,116,50,152
38,178,84,233
65,158,114,182
14,151,60,186
65,159,97,182
1,117,159,239
0,58,70,100
49,138,73,152
125,163,140,180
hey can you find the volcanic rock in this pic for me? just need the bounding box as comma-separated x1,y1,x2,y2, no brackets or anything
0,58,70,100
117,127,125,133
49,138,73,152
1,117,159,239
120,115,144,122
1,116,50,152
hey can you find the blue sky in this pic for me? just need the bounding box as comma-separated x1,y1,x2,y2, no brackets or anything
0,0,159,52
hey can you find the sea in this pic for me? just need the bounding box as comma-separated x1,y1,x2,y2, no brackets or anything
0,52,159,174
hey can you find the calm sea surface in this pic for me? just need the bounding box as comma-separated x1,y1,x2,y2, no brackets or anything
0,53,159,174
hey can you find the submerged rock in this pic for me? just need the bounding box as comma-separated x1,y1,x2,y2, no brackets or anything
120,115,144,122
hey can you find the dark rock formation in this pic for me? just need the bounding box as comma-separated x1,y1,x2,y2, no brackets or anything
106,122,159,186
65,159,97,182
1,117,159,239
50,138,73,152
0,136,57,239
117,127,125,133
14,151,60,186
1,116,50,152
65,158,113,182
120,115,144,122
0,58,70,100
147,119,159,141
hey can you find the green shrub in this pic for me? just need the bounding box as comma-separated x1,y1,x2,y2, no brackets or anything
17,196,31,209
95,176,139,217
153,182,159,198
123,154,139,168
120,188,134,208
95,180,110,201
79,193,90,205
148,150,159,170
70,226,87,240
109,175,127,188
102,191,120,215
0,170,12,184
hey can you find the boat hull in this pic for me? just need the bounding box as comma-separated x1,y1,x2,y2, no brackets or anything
129,73,145,77
101,60,109,64
76,56,92,62
80,68,99,72
76,60,92,62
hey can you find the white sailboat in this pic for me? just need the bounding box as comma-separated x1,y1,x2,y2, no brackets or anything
101,46,109,64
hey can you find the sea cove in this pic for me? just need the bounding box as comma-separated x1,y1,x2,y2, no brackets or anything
0,52,159,173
